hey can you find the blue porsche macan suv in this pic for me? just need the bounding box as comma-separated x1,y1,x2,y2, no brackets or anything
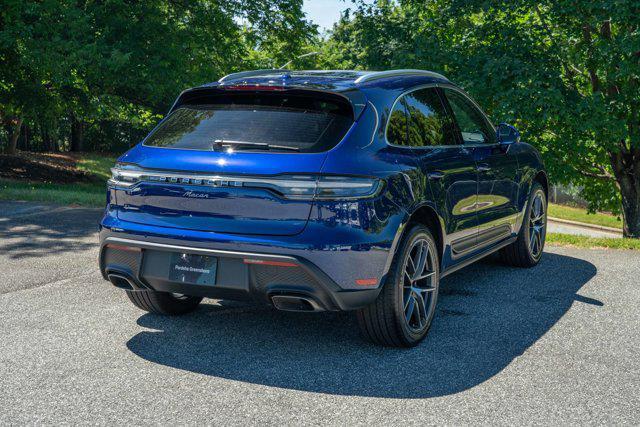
99,69,548,347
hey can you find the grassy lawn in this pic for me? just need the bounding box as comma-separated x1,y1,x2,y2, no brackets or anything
548,203,622,229
0,152,116,207
547,233,640,250
74,153,116,181
0,179,107,207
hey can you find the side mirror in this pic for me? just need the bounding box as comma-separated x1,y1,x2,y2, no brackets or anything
497,123,520,145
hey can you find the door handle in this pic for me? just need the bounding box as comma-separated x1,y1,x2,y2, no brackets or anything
427,171,445,180
476,164,491,172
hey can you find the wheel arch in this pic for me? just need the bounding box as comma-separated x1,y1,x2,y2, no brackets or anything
534,170,549,198
385,203,446,276
407,204,445,263
515,168,549,235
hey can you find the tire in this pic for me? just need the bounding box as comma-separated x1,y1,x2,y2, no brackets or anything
125,290,203,315
357,224,440,347
500,182,547,268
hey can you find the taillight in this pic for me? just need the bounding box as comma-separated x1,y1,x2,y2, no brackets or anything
108,164,383,200
241,175,382,200
315,176,382,200
108,164,144,188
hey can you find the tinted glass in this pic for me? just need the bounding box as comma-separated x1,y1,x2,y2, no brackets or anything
143,93,353,153
386,99,408,146
404,88,454,147
443,89,496,144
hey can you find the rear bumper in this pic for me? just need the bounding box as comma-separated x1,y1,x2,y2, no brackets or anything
98,186,406,310
98,229,386,311
100,201,402,283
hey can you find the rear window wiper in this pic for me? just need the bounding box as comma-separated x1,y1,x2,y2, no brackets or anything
213,139,300,152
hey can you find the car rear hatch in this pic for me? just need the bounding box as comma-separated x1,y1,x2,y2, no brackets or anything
110,87,361,236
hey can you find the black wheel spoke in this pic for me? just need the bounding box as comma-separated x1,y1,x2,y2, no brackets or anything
414,243,429,280
405,296,416,322
530,229,536,249
407,255,416,276
404,270,413,285
414,291,427,327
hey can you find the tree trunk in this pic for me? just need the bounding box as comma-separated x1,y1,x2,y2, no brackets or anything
71,118,84,152
41,125,55,152
6,118,23,155
20,124,29,151
611,149,640,238
620,183,640,238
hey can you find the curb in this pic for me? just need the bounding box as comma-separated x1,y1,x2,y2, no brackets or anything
547,216,623,234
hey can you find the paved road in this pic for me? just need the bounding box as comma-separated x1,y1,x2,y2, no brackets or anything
1,201,639,425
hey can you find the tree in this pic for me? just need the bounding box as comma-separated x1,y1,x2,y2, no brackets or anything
324,0,640,237
0,0,315,153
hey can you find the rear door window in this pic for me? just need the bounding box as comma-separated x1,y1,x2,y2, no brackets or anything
143,92,354,153
387,87,456,147
442,88,496,145
404,88,456,147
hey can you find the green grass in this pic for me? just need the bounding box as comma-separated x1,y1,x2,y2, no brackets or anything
0,153,116,207
547,233,640,250
0,179,107,207
75,153,116,181
548,203,622,229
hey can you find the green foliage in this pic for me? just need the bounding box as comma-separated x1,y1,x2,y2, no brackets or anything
548,203,622,229
3,0,640,235
323,0,640,236
0,152,115,206
0,179,106,207
547,233,640,250
75,153,119,181
0,0,315,152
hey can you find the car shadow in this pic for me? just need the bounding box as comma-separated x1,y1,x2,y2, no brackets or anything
126,252,598,398
0,202,101,259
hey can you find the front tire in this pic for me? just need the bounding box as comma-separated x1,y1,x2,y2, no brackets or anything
500,182,547,267
126,290,202,315
357,224,440,347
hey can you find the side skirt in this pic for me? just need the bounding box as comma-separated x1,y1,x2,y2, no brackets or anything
441,236,516,278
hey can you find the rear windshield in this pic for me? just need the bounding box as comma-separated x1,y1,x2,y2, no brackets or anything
143,92,354,153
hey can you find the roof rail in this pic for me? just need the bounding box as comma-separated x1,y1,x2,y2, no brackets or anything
354,69,447,84
218,69,285,83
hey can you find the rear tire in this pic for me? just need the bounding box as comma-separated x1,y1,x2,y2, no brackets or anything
357,224,440,347
126,290,202,315
500,182,547,268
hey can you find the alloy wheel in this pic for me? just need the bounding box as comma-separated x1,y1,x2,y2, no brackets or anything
402,238,438,333
529,192,546,259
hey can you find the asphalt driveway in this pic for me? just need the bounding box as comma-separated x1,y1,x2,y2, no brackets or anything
0,201,638,424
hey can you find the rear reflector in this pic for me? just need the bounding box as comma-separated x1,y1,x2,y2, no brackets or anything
356,278,378,286
105,244,141,252
243,259,298,268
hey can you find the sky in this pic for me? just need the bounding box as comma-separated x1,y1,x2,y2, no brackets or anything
302,0,372,31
